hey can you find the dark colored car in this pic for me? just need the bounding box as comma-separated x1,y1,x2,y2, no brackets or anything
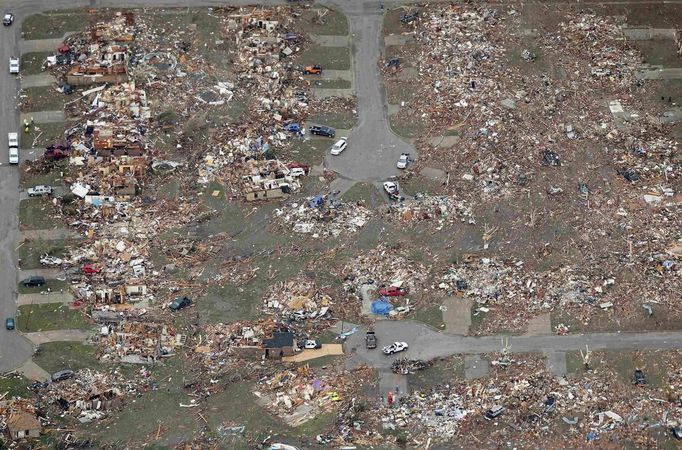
365,331,377,349
169,296,191,311
51,369,74,382
400,12,417,24
5,318,15,330
22,276,45,287
634,369,647,385
484,405,505,420
309,125,335,138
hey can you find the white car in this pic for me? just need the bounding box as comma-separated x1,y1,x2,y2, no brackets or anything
8,132,18,165
304,339,321,349
9,56,18,74
3,13,14,26
396,153,410,169
383,342,408,355
330,137,347,155
28,185,54,197
383,181,398,195
40,254,63,266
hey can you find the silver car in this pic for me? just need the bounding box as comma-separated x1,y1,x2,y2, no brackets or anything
9,56,18,74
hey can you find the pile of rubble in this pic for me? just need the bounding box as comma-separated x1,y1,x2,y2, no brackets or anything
39,368,141,423
193,319,277,374
358,352,682,448
437,256,624,333
391,358,432,375
98,319,183,364
253,365,353,427
385,194,475,228
342,244,429,293
274,195,371,237
263,279,333,322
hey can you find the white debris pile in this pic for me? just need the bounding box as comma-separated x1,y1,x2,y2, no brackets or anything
274,195,371,237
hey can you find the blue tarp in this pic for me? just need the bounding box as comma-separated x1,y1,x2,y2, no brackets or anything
309,195,325,208
371,300,393,315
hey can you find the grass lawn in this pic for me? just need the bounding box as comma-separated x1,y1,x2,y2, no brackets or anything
566,350,669,388
19,86,66,113
18,303,89,332
18,199,59,230
22,121,67,149
17,238,76,270
412,305,444,330
296,45,350,70
383,8,418,36
20,52,53,76
22,11,92,40
342,182,381,205
18,278,69,294
278,138,331,166
20,159,67,189
390,113,427,139
309,79,352,89
308,109,357,130
0,374,32,398
299,8,349,36
33,342,101,374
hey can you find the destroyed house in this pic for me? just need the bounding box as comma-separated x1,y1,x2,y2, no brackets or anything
263,331,295,359
6,411,41,440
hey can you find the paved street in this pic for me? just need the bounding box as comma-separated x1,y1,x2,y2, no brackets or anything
345,320,682,371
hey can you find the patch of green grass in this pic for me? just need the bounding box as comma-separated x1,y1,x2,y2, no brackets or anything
469,302,487,333
389,114,426,139
278,138,330,166
308,110,357,130
385,80,417,104
18,199,59,230
296,45,350,70
17,238,76,270
198,284,257,323
20,52,53,76
20,86,67,113
89,355,203,446
341,182,375,204
18,279,69,294
22,12,90,40
567,350,668,388
22,121,68,149
0,374,32,398
408,356,464,391
18,303,89,332
412,305,443,329
299,8,349,36
310,79,352,89
33,342,101,374
383,8,420,36
296,411,336,436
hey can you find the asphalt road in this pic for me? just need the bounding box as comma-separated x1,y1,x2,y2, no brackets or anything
346,321,682,371
324,8,416,181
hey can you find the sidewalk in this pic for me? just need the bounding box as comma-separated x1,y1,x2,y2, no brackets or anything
17,292,73,306
23,330,89,345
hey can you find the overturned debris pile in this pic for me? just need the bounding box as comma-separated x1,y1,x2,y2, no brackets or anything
391,358,432,375
385,194,474,227
40,368,140,423
274,195,371,237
